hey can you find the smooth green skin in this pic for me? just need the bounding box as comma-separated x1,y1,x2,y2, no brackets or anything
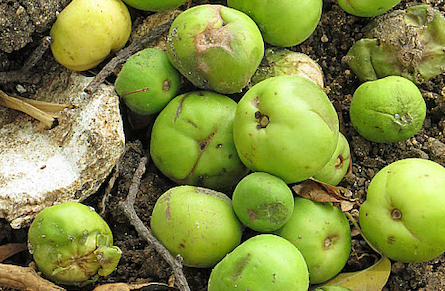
150,91,248,189
233,75,339,184
349,76,426,143
121,0,185,11
50,0,131,71
114,48,181,116
345,5,445,84
337,0,401,17
150,186,243,268
314,287,352,291
232,172,294,232
208,234,309,291
314,133,351,186
275,197,351,284
228,0,322,47
166,5,264,94
28,202,121,287
359,158,445,263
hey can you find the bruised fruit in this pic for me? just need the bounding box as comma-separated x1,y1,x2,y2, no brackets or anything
314,133,351,186
228,0,322,47
150,185,243,268
150,91,248,189
359,158,445,263
232,172,294,232
122,0,185,11
251,48,324,88
233,75,339,184
114,48,181,116
337,0,401,17
275,197,351,284
166,5,264,94
28,202,122,286
208,234,309,291
345,5,445,84
50,0,131,71
349,76,426,143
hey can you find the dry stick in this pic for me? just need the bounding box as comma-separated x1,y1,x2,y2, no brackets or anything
118,156,191,291
84,21,173,95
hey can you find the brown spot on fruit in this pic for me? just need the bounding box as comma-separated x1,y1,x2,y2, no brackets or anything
163,79,171,91
391,208,402,221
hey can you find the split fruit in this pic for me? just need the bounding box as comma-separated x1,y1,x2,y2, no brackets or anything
208,234,309,291
28,202,122,286
150,185,243,268
50,0,131,71
233,75,339,183
232,172,294,232
275,197,351,284
166,4,264,94
150,91,248,189
337,0,401,17
114,48,181,116
359,158,445,263
349,76,426,143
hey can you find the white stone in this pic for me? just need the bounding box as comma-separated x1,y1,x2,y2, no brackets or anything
0,71,125,229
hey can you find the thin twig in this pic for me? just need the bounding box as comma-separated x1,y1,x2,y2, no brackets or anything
118,156,191,291
84,21,173,95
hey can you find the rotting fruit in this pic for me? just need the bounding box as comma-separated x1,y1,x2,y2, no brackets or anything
166,4,264,94
227,0,322,47
250,48,324,89
121,0,185,11
50,0,131,71
349,76,426,143
275,197,351,284
233,75,339,184
337,0,401,17
314,133,351,186
150,185,243,268
27,202,122,287
114,48,181,116
150,91,248,190
208,234,309,291
359,158,445,263
232,172,294,232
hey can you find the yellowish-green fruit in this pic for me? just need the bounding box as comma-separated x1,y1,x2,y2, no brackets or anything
50,0,131,71
122,0,185,11
115,48,181,116
150,186,243,268
208,234,309,291
232,172,294,232
337,0,401,17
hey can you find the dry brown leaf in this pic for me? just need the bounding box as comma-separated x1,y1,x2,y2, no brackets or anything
92,282,177,291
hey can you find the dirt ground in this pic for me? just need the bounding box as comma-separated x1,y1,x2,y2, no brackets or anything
1,0,445,290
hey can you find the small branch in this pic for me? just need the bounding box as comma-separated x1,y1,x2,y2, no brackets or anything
0,263,66,291
0,243,27,262
118,156,191,291
84,21,173,95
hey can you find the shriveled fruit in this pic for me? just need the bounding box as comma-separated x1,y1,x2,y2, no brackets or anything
150,185,243,268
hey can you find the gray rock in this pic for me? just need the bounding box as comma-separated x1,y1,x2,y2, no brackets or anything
0,70,125,228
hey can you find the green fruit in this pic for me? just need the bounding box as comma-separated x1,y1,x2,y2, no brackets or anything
349,76,426,143
166,4,264,94
114,48,181,116
232,172,294,232
208,234,309,291
150,186,243,268
228,0,322,47
314,287,352,291
28,202,122,286
233,75,339,184
359,158,445,263
275,197,351,284
121,0,185,11
251,48,324,88
337,0,401,17
150,91,248,189
50,0,131,71
314,133,351,186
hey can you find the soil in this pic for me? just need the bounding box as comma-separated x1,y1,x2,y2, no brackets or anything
1,0,445,290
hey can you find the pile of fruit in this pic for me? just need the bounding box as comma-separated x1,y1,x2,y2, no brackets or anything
24,0,445,290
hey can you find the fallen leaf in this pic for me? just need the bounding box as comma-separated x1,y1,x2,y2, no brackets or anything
92,282,177,291
0,243,27,262
312,256,391,291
